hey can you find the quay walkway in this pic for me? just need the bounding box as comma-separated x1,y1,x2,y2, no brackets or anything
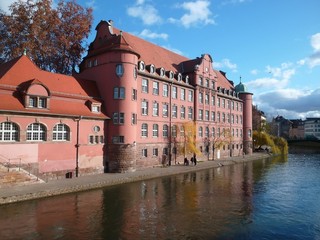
0,153,271,205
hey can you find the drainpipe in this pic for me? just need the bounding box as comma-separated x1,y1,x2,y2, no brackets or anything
75,116,82,177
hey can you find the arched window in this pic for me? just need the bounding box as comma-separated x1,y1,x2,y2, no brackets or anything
199,126,203,137
27,123,46,141
0,122,19,142
163,124,168,137
153,124,159,137
53,124,70,141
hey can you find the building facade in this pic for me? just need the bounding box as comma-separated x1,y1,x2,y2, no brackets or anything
0,20,253,175
77,20,253,172
304,118,320,140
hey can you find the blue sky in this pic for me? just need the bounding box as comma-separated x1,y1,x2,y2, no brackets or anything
1,0,320,120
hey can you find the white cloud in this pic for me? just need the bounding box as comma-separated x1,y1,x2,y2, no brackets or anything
254,88,320,119
311,33,320,51
250,69,259,75
169,0,215,28
213,58,237,72
139,29,168,40
299,32,320,68
85,0,96,9
127,1,162,25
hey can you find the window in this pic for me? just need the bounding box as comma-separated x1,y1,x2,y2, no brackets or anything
53,124,69,141
199,77,203,85
199,126,203,137
180,106,185,119
217,98,220,107
199,109,203,120
172,105,177,118
205,127,209,137
93,59,98,66
29,96,47,108
92,104,101,113
188,107,193,120
153,81,159,95
188,90,193,102
139,61,145,71
142,79,148,93
93,126,100,133
142,148,148,157
172,125,177,137
222,99,225,108
132,89,137,100
131,113,137,125
141,100,148,115
211,96,215,106
116,64,124,77
205,79,209,87
205,110,209,121
153,124,159,137
153,102,159,116
199,92,203,104
180,126,185,137
212,127,215,137
180,88,185,100
205,94,209,104
163,124,168,137
141,123,148,137
211,81,215,89
114,87,125,99
113,112,124,124
90,135,104,144
163,84,168,97
27,123,46,141
163,103,168,117
153,148,158,157
172,86,177,99
0,122,19,142
211,111,215,121
112,136,124,143
222,113,225,122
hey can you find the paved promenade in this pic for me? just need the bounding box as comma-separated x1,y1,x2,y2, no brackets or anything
0,153,271,205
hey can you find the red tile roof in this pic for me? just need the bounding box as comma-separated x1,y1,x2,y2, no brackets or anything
0,55,108,119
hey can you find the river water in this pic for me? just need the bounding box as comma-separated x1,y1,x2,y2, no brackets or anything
0,154,319,240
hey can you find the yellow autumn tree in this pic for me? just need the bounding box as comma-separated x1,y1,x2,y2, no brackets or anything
176,121,201,158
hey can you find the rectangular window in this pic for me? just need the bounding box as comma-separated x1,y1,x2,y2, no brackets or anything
153,102,159,116
211,111,215,121
180,88,185,100
211,96,215,106
172,105,177,118
153,124,158,137
132,89,137,100
142,78,148,93
199,92,203,104
112,136,124,143
205,79,209,87
142,149,148,157
153,148,158,157
131,113,137,125
113,112,124,124
188,90,193,102
222,99,225,108
163,125,168,137
172,86,177,99
205,110,209,121
188,107,193,120
199,109,203,120
114,87,125,99
218,98,220,107
163,84,168,97
163,103,168,117
199,77,203,85
153,81,159,95
141,101,148,115
180,106,185,119
205,94,209,104
141,124,148,137
38,98,47,108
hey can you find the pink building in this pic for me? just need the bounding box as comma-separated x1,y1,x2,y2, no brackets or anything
0,19,253,176
77,20,253,172
0,54,108,179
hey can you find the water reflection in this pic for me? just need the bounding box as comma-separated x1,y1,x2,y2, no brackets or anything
1,155,318,240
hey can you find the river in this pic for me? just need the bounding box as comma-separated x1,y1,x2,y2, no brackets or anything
0,154,319,240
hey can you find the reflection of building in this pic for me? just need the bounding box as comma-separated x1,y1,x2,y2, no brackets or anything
0,20,254,174
304,118,320,140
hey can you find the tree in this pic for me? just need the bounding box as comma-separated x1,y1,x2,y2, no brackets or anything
210,128,233,160
176,121,201,159
0,0,92,74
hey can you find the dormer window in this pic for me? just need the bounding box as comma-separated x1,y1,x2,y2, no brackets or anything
93,59,98,66
177,73,182,82
185,76,189,84
149,64,155,74
168,71,174,79
138,61,145,71
25,81,50,109
116,64,124,77
92,104,101,113
159,67,165,77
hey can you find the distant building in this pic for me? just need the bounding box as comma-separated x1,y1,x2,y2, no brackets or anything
289,119,304,140
0,19,254,176
304,118,320,140
271,116,292,139
252,105,266,131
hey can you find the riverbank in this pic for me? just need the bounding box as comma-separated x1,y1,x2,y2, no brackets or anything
0,153,271,205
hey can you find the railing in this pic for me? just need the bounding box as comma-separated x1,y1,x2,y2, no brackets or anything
0,154,42,181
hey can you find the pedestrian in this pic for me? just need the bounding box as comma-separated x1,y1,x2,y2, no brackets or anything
184,157,189,166
194,156,197,166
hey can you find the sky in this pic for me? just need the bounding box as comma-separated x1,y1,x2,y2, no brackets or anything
1,0,320,120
